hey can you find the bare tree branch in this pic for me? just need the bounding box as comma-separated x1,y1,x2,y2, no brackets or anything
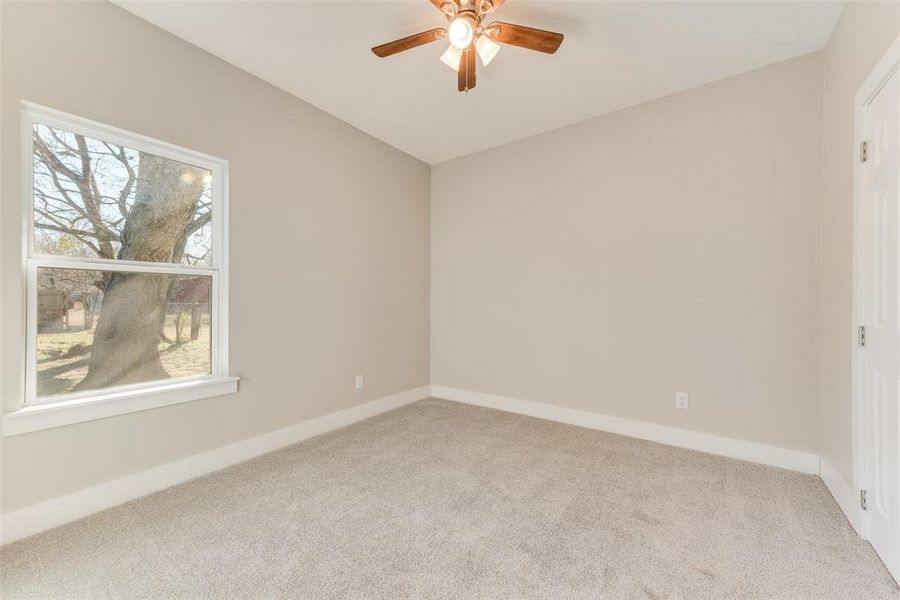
102,142,136,218
34,133,83,183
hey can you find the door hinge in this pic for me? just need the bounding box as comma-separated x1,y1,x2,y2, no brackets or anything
860,141,868,163
861,489,868,511
859,325,866,347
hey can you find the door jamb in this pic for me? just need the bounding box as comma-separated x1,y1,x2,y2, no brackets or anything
852,33,900,542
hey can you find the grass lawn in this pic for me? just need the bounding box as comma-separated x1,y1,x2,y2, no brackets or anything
36,314,211,397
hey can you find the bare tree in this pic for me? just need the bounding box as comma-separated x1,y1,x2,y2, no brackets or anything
33,125,210,389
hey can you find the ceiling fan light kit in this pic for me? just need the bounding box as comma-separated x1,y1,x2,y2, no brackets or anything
440,44,464,71
448,14,476,49
371,0,564,92
474,35,500,66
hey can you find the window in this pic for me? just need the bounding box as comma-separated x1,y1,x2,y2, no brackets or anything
8,103,235,434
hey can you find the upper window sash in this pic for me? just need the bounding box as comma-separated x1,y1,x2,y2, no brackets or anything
22,102,226,271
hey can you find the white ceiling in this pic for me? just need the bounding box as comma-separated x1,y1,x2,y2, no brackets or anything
115,1,844,164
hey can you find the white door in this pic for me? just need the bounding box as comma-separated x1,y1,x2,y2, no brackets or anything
860,63,900,584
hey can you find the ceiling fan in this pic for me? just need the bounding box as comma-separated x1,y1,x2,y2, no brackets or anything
371,0,564,92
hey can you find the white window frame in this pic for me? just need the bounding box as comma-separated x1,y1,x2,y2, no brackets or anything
3,102,237,436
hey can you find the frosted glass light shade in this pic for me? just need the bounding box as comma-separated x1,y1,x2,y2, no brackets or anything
448,17,474,49
440,45,463,71
475,35,500,66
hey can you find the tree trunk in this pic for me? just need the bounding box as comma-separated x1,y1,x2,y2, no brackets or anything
190,303,201,341
74,154,205,391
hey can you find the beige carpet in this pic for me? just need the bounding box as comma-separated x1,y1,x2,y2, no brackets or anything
1,398,898,599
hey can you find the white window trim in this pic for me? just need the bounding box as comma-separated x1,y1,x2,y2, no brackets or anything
3,376,240,436
3,102,236,437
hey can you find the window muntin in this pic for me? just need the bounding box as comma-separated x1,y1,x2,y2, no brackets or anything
23,105,227,407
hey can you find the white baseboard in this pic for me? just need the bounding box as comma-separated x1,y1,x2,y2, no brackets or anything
819,455,862,534
1,386,430,545
430,385,820,475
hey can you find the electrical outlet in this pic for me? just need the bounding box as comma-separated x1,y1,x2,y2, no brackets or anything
355,374,365,391
675,392,689,410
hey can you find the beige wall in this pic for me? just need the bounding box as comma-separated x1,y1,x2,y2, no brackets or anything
819,1,900,485
4,0,896,517
0,1,430,511
432,53,824,453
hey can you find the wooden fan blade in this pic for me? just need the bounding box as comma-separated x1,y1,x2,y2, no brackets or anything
372,28,446,58
458,45,476,92
486,22,564,54
466,45,476,90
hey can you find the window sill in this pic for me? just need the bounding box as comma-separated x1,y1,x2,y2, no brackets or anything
2,376,239,437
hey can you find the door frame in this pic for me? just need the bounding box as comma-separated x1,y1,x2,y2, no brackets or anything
852,33,900,546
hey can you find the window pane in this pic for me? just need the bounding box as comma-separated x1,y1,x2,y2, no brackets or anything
35,267,212,398
32,124,212,266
